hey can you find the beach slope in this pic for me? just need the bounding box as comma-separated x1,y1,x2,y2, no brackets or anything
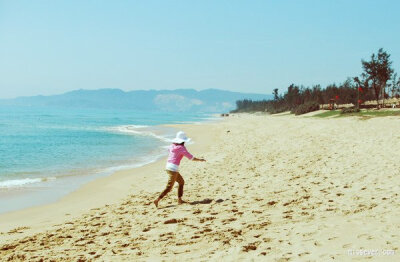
1,114,399,261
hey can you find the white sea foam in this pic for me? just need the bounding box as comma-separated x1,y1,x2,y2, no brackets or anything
100,151,167,175
105,125,174,143
0,177,56,188
173,115,220,125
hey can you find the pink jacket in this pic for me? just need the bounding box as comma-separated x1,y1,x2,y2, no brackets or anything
167,144,193,166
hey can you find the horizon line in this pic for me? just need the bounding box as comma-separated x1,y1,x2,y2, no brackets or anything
0,87,271,100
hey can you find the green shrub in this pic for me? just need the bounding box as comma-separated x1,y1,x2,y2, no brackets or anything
341,107,360,114
291,102,320,115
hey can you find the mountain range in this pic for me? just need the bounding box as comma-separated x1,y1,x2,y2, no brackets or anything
0,89,271,113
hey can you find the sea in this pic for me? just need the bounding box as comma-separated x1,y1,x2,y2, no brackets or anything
0,105,216,213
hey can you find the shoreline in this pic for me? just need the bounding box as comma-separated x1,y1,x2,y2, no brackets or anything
0,116,219,215
0,148,167,215
0,119,219,244
0,106,219,215
0,121,218,245
1,113,399,261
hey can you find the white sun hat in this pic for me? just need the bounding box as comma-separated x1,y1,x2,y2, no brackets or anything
172,131,191,143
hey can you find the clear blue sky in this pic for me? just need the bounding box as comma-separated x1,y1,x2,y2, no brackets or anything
1,0,399,98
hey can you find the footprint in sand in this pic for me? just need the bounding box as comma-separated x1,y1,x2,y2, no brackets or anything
342,243,352,248
242,243,258,252
7,226,30,234
314,241,321,246
357,233,373,240
298,252,310,257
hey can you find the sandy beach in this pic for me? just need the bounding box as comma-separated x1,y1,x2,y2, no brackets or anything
1,113,399,261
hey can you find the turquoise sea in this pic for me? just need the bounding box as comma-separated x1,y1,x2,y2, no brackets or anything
0,106,214,213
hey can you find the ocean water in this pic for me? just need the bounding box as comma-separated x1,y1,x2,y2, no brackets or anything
0,106,214,213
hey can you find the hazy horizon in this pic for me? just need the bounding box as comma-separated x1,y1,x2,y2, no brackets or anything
0,87,269,100
1,0,400,99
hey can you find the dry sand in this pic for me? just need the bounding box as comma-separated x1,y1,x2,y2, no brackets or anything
1,113,399,261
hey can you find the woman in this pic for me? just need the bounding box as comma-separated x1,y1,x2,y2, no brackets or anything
154,131,206,208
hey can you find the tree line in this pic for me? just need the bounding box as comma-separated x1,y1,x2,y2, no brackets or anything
232,48,400,114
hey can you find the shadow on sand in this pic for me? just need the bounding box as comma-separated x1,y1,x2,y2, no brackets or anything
159,198,226,209
190,198,225,205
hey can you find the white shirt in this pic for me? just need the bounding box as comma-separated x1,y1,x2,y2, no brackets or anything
166,162,179,172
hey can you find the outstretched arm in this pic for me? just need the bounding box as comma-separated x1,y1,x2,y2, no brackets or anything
182,147,205,162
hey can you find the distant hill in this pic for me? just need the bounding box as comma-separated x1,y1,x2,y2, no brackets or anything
0,89,272,113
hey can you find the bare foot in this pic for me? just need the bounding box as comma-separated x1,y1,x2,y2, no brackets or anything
153,199,159,208
178,199,186,205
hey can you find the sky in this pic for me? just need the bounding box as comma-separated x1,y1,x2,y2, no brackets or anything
0,0,400,99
